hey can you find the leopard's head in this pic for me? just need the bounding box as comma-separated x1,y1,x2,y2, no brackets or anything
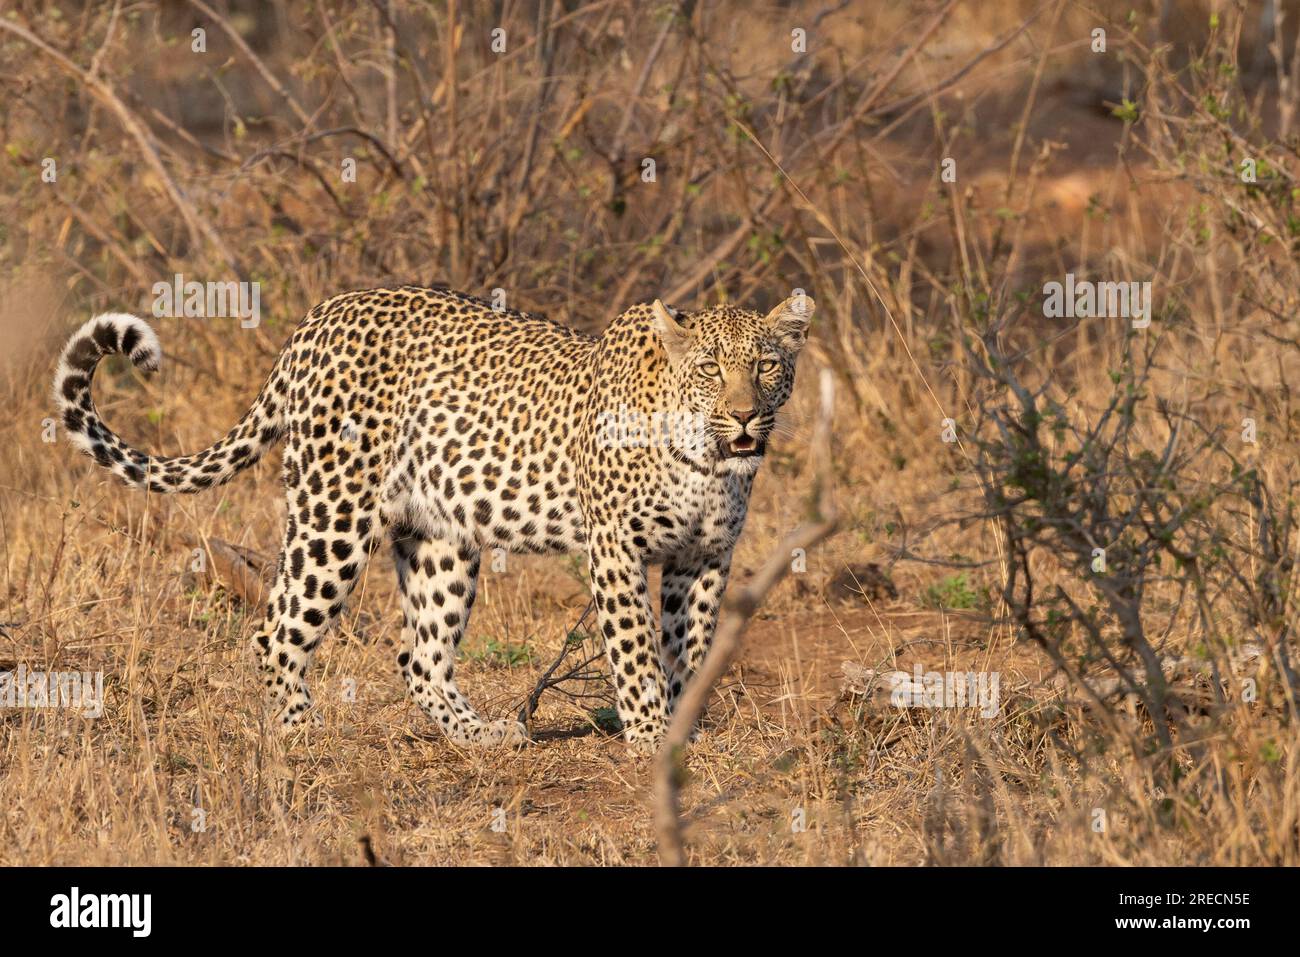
652,294,813,474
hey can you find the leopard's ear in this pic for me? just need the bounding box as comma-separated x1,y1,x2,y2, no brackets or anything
652,299,694,363
764,293,815,351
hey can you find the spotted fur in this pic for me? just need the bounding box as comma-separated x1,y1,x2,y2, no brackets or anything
53,287,813,750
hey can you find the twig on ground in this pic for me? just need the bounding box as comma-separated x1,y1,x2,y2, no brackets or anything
516,600,608,730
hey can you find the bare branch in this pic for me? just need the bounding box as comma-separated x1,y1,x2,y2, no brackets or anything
0,16,243,275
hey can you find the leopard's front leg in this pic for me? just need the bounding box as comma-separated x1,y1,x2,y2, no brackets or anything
661,548,734,718
589,534,667,753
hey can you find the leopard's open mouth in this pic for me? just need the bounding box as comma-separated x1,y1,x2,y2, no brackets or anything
720,435,765,458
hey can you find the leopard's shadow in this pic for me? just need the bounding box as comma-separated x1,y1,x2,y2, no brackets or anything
529,723,600,743
401,722,601,747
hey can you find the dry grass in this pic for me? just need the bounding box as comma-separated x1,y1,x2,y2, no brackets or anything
1,0,1298,865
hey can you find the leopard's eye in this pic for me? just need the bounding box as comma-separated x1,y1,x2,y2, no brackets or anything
757,358,780,374
698,361,721,378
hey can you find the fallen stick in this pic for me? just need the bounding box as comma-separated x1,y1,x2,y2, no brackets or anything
180,533,273,610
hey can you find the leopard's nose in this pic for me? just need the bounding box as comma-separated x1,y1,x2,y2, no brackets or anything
731,408,756,425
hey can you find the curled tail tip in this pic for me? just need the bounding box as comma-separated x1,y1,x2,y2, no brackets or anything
53,312,162,489
53,312,162,424
92,312,162,371
57,313,162,383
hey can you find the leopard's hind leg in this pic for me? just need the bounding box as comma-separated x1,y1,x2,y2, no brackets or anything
391,526,526,747
252,415,382,729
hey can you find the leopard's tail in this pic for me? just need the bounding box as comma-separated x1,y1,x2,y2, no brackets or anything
53,312,289,493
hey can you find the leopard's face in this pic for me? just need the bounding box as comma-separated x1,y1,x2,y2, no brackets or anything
653,295,814,473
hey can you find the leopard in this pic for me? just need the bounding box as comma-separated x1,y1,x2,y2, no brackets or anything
52,286,814,751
